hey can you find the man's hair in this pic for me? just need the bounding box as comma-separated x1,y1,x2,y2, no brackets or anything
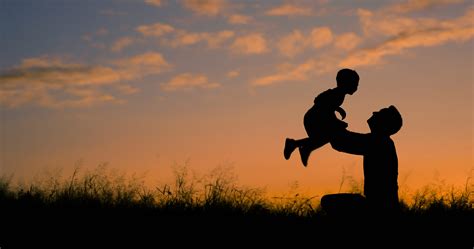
336,68,359,87
385,105,403,135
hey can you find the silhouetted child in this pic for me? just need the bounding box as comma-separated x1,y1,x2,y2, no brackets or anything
284,68,359,166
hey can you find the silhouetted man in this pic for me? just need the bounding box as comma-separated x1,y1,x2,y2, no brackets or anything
329,105,403,214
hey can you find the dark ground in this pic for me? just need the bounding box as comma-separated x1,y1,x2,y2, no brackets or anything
2,207,472,248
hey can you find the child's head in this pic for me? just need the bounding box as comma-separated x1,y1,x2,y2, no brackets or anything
336,68,359,95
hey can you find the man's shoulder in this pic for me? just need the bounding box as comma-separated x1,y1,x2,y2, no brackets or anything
370,134,396,146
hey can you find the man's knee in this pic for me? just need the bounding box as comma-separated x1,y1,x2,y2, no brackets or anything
321,193,366,216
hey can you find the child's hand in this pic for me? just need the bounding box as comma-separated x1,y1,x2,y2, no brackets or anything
336,107,346,120
333,120,348,131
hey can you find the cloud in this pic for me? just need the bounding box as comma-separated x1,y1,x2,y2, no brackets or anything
116,84,140,95
230,33,269,54
114,52,172,78
0,52,171,108
340,26,474,67
0,58,121,108
383,0,463,14
308,27,333,49
358,1,468,37
334,32,361,51
277,30,307,57
228,14,253,24
206,30,235,48
136,23,175,37
111,37,135,52
182,0,227,16
145,0,163,7
341,7,474,67
161,73,220,91
252,58,336,86
358,8,434,37
276,27,334,57
164,30,234,48
165,30,205,46
265,4,312,16
135,22,234,49
0,57,121,87
227,70,240,78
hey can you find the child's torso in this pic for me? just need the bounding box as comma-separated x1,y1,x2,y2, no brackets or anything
313,88,345,109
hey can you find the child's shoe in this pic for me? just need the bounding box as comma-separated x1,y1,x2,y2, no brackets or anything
299,146,311,167
284,138,296,160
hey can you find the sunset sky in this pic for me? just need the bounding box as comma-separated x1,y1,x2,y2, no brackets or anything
1,0,472,196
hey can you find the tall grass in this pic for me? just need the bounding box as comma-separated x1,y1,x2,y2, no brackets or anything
0,164,472,219
401,172,473,216
1,165,471,248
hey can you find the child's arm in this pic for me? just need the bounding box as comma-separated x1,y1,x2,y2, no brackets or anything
335,107,346,120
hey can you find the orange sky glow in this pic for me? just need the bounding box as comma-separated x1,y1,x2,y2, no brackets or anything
0,0,472,198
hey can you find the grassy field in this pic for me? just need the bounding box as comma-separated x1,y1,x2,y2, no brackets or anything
1,165,472,247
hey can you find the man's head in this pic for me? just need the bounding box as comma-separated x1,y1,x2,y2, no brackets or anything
368,106,403,136
336,68,359,95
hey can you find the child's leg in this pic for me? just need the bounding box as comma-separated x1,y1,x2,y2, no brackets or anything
298,136,328,167
284,137,310,160
284,138,296,160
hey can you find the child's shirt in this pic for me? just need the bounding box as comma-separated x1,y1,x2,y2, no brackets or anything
313,88,345,111
304,87,347,132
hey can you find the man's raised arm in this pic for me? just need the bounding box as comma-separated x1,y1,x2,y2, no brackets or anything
330,129,370,155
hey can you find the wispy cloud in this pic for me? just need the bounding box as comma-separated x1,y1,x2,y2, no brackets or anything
334,33,361,51
359,0,470,38
340,25,474,67
136,23,175,37
341,6,474,67
257,1,472,87
383,0,464,14
308,27,333,49
116,84,140,95
252,58,335,86
277,30,307,57
265,4,312,16
230,33,269,54
161,73,220,91
227,14,253,24
227,70,240,78
276,27,336,57
182,0,228,16
164,30,235,48
205,30,235,48
0,52,171,108
114,52,171,78
136,22,234,48
111,37,135,52
145,0,163,7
